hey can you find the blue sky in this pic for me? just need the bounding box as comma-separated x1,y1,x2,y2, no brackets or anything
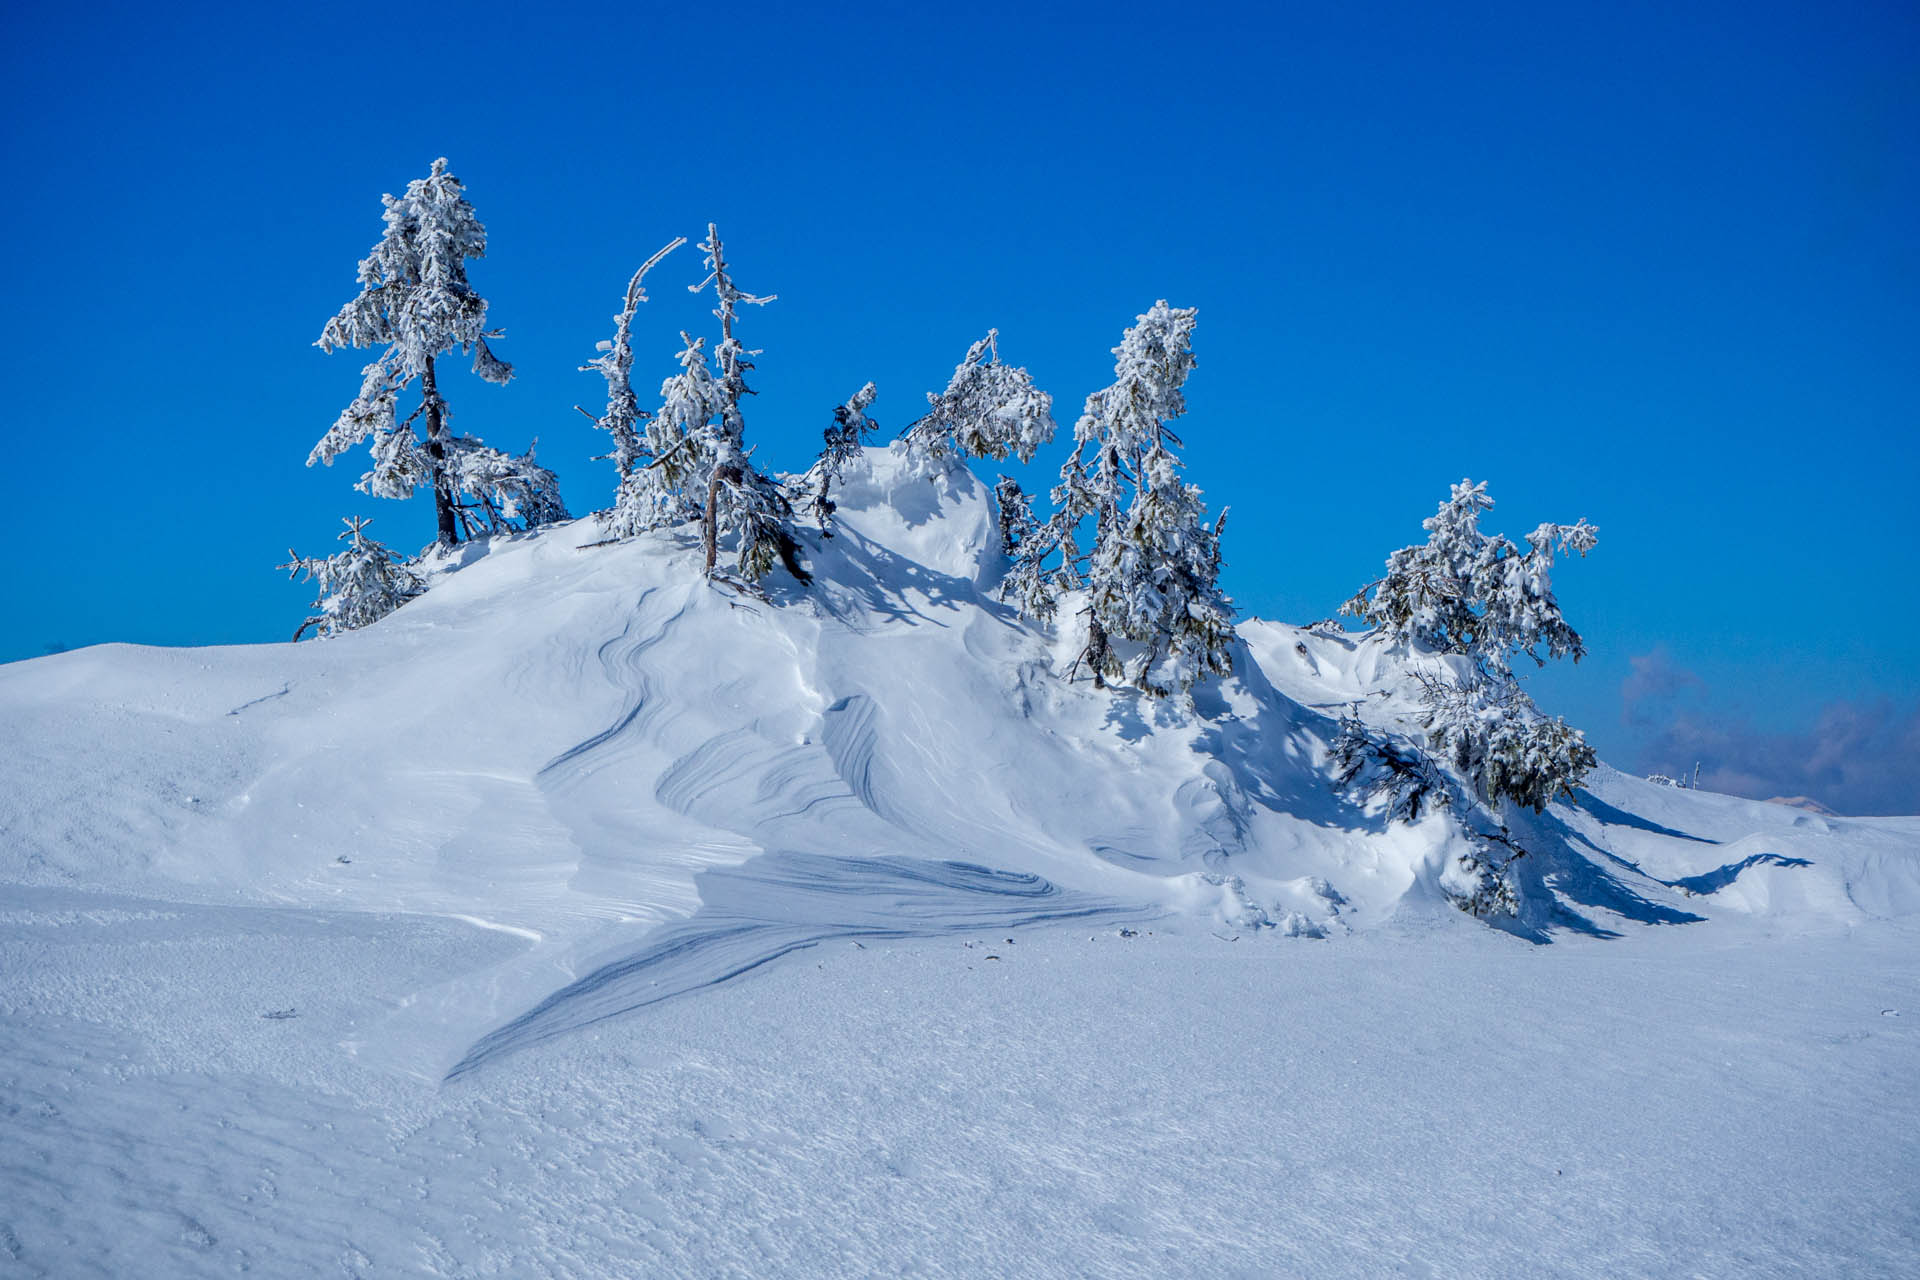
4,0,1916,810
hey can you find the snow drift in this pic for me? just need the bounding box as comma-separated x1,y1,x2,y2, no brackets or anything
3,447,1915,1080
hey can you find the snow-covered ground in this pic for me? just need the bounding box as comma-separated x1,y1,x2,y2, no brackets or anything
4,449,1916,1277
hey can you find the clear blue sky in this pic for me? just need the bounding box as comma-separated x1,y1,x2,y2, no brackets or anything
4,0,1916,810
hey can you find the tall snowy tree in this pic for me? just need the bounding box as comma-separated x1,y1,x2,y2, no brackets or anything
309,158,534,547
678,225,808,582
900,331,1056,464
1007,301,1233,695
1339,481,1601,863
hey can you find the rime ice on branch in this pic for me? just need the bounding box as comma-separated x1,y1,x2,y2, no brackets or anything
901,331,1056,465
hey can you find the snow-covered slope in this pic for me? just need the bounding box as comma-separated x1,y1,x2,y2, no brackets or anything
4,447,1917,1276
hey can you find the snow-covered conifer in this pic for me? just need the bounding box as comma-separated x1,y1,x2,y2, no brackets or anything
1342,479,1597,675
581,239,686,535
1008,301,1233,695
1340,479,1599,845
993,477,1036,559
901,331,1056,464
602,331,729,539
310,159,526,547
584,239,687,472
809,383,879,535
681,225,807,582
282,517,424,640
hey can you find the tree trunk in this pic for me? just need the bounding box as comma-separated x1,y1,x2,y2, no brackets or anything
702,472,721,575
421,357,460,548
1086,613,1110,690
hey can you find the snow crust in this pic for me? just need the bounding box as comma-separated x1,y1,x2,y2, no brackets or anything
3,445,1917,1275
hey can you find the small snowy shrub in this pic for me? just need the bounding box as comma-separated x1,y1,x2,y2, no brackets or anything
808,383,880,535
1445,839,1524,919
443,438,569,536
282,517,423,640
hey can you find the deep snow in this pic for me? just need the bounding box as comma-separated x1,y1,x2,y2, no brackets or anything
2,448,1916,1277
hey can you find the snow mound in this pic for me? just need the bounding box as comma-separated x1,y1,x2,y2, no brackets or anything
4,446,1915,1076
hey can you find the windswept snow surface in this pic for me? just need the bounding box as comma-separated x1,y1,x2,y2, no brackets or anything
3,447,1917,1277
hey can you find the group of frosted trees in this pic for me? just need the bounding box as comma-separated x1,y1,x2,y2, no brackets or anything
288,158,1239,698
288,160,1603,915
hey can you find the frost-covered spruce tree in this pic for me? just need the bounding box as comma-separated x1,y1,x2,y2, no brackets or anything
808,383,879,535
580,238,686,538
900,330,1056,464
681,225,808,582
310,159,546,547
281,517,424,640
1007,301,1233,695
1338,481,1600,899
1342,479,1598,675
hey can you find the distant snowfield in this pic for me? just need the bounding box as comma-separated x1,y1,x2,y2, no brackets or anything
3,449,1916,1277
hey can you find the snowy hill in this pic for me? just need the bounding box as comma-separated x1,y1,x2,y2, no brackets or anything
4,447,1918,1276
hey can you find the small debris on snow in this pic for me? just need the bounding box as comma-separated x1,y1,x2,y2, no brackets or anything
261,1008,298,1021
1883,1009,1900,1017
1118,928,1138,939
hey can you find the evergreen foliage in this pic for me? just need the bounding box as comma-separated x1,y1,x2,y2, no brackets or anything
1415,673,1599,814
1329,709,1448,824
443,438,569,537
282,517,424,640
1341,479,1598,675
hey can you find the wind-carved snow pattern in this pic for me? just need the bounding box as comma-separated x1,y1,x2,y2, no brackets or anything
447,853,1146,1079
